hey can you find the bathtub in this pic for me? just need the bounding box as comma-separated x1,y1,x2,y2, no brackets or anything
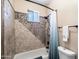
14,47,48,59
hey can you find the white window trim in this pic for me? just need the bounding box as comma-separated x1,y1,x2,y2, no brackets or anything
27,9,40,22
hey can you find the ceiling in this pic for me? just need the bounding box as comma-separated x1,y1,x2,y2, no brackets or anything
29,0,52,5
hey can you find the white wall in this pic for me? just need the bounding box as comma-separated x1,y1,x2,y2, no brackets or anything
10,0,48,16
48,0,78,27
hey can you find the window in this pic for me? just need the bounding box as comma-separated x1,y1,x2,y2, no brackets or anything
27,10,39,22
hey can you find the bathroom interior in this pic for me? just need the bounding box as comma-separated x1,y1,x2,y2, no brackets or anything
1,0,78,59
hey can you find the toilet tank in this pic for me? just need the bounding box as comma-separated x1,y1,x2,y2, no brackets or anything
58,46,76,59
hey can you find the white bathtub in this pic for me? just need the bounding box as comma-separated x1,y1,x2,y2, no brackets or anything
14,47,48,59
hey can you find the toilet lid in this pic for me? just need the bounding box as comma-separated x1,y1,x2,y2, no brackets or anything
58,46,76,56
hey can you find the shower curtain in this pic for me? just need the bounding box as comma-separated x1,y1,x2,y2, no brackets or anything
49,11,59,59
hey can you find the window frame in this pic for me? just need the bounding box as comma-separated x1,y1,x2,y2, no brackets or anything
27,9,40,22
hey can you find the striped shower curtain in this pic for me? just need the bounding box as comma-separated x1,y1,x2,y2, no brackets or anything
49,11,59,59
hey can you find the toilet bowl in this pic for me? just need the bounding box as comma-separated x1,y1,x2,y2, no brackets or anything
58,46,76,59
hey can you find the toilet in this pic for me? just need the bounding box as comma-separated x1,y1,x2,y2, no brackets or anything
58,46,76,59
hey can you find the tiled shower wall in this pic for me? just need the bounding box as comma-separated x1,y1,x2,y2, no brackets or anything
14,12,50,53
15,12,50,45
2,0,15,59
2,0,50,58
15,20,44,53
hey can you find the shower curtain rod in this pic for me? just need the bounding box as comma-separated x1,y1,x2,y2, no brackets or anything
25,0,56,11
58,25,78,28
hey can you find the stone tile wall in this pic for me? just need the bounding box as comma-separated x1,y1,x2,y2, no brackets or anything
15,20,44,53
3,0,15,59
15,12,50,45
